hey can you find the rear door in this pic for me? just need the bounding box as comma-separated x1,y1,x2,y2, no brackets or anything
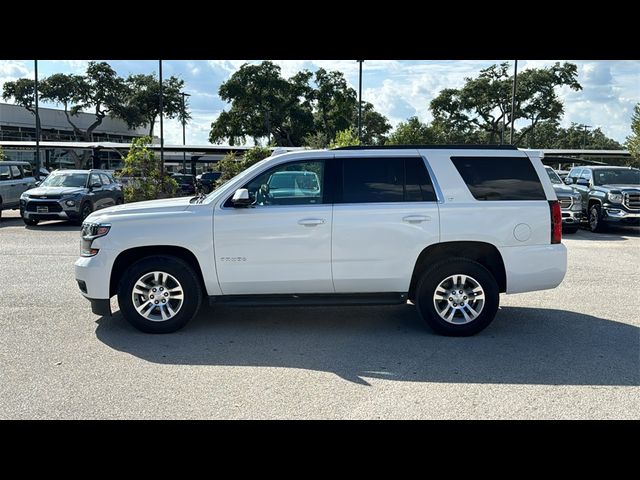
331,151,440,293
0,164,16,206
99,173,117,207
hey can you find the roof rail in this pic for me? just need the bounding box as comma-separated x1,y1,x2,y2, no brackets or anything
333,144,519,151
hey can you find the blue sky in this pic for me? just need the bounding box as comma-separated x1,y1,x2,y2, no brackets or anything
1,60,638,145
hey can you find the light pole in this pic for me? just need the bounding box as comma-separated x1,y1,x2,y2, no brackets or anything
509,59,518,144
181,92,191,173
581,124,592,149
159,60,164,177
357,60,363,143
34,60,41,177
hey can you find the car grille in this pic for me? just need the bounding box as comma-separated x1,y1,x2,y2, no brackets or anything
25,201,63,212
31,194,61,200
558,197,573,209
623,192,640,210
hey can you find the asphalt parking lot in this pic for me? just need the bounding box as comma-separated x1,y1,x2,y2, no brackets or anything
0,208,638,419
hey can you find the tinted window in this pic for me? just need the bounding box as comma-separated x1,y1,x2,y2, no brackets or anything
10,165,23,179
0,165,10,181
23,164,33,177
580,170,592,180
545,167,563,185
343,158,404,203
100,173,111,184
451,156,546,201
405,157,437,202
225,160,324,207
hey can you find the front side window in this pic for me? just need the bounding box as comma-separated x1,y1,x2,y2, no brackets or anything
41,172,88,188
100,174,112,185
10,165,23,179
580,170,592,181
90,173,102,186
225,160,325,207
451,156,546,201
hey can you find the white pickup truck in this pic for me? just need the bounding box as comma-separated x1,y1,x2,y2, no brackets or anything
75,145,566,336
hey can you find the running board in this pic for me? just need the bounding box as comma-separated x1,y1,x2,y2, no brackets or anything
209,292,407,307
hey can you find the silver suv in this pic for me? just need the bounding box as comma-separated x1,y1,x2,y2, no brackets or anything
0,161,37,221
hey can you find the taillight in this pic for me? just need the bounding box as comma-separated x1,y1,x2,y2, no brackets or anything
549,200,562,244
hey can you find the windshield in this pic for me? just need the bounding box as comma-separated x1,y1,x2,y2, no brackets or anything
593,169,640,186
200,155,276,204
41,172,88,188
545,167,563,185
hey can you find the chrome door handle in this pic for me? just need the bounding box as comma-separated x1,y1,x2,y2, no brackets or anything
298,218,326,226
403,215,431,223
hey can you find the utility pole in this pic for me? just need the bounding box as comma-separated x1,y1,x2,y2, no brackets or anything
509,60,518,144
34,60,41,177
181,92,190,173
159,60,164,177
582,124,592,149
357,60,363,143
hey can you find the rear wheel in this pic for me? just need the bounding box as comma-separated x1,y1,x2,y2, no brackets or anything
589,204,606,232
415,258,499,336
117,255,203,333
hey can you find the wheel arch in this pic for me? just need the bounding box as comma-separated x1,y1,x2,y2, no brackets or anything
110,245,207,297
408,241,507,300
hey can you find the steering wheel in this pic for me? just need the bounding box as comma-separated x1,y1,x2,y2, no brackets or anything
256,184,271,205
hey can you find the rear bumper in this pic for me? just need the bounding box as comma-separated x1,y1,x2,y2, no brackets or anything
499,243,567,294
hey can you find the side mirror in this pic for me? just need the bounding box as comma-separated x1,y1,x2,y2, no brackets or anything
35,181,41,187
576,178,590,186
231,188,252,207
564,177,573,185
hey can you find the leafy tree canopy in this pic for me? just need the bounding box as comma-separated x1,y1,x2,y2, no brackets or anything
430,62,582,145
626,103,640,168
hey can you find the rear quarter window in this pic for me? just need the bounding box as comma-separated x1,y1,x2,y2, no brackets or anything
451,156,546,201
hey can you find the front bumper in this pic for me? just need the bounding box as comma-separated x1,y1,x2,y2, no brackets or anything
74,249,117,301
602,206,640,224
561,209,582,225
20,198,80,221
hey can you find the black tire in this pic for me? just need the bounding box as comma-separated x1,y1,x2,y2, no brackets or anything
415,258,499,336
563,225,579,234
75,202,93,225
117,255,203,333
23,217,39,226
116,197,124,205
589,203,606,232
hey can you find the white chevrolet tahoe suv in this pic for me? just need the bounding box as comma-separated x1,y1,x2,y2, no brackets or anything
75,145,567,336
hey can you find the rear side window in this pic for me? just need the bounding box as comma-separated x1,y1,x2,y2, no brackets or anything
0,165,10,181
451,156,546,201
341,157,437,203
343,158,403,203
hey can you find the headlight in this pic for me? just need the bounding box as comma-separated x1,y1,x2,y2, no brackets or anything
20,192,30,199
81,223,111,257
65,200,76,207
572,193,582,203
608,192,623,203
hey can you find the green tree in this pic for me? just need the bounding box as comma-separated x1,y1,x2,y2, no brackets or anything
330,127,360,148
358,102,392,145
626,103,640,168
210,62,314,147
117,136,177,202
122,74,190,137
210,62,390,147
2,78,42,143
0,146,5,161
215,146,273,187
430,62,582,145
386,116,436,145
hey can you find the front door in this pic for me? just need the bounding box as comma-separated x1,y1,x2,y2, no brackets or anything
214,156,334,295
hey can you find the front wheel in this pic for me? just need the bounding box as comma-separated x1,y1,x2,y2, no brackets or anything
415,258,499,336
117,255,203,333
589,204,606,233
